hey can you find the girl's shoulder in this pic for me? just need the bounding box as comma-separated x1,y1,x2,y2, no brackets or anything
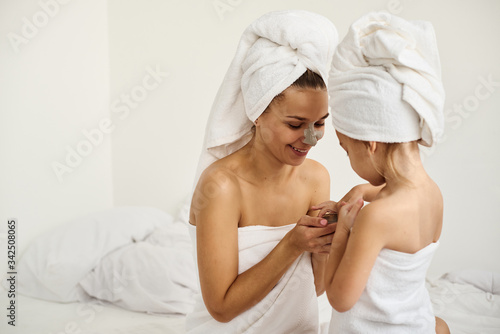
356,199,393,227
356,186,443,252
353,195,405,236
349,199,403,253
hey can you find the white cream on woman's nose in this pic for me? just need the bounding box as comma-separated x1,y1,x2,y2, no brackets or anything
303,122,323,146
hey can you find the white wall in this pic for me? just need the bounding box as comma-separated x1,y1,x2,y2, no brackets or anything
0,0,113,265
108,0,500,278
1,0,499,281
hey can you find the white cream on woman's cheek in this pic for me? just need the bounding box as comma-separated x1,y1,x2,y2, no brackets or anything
303,122,324,146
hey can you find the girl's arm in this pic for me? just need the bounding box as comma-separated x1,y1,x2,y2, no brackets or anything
340,183,384,203
194,168,335,323
324,201,388,312
311,183,384,219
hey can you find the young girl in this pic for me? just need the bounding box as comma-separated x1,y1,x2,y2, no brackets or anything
317,12,450,333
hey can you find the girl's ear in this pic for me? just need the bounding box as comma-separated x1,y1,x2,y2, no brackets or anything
368,141,377,155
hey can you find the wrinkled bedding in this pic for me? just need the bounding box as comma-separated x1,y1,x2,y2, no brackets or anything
4,272,499,334
10,205,197,316
3,204,499,333
428,270,500,334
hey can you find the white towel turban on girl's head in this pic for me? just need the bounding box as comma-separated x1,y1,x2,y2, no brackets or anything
194,10,338,185
329,11,445,147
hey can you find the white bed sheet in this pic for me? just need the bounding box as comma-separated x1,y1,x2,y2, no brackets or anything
428,275,500,334
1,294,186,334
3,274,500,334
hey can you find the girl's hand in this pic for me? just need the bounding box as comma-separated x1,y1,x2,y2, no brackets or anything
310,201,339,218
337,199,364,233
286,215,337,254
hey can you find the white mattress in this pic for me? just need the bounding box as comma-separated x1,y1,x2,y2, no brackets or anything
2,294,186,334
427,274,500,334
9,206,497,333
3,274,499,334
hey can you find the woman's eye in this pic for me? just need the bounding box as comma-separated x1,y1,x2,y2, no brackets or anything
288,124,302,129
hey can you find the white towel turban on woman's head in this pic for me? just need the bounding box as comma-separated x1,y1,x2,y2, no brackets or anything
329,11,445,147
194,10,338,185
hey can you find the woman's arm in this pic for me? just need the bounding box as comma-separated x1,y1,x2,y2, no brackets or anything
324,201,388,312
193,168,334,322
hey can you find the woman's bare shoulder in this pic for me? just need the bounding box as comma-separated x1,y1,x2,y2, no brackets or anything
302,158,330,182
196,160,241,198
191,160,242,223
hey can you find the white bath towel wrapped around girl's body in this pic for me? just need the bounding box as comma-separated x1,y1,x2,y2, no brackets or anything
326,11,446,334
187,224,319,334
329,242,440,333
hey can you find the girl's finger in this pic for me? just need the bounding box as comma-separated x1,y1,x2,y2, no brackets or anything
338,202,353,218
348,199,364,217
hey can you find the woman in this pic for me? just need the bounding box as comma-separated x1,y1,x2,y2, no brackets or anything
186,10,338,333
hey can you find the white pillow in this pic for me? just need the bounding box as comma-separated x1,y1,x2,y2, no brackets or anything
79,223,197,315
443,269,500,294
14,207,172,302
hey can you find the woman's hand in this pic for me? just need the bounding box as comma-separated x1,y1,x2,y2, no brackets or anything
310,200,339,218
286,215,337,255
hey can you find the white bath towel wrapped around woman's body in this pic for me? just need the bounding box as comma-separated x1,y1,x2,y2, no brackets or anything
187,224,319,333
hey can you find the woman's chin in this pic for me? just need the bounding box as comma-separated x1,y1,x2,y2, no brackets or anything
286,154,307,166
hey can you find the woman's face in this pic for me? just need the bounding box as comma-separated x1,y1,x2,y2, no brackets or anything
255,86,329,166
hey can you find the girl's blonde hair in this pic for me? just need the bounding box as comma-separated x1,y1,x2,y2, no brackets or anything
362,141,412,185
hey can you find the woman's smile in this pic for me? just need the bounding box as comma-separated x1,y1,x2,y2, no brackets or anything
289,144,309,156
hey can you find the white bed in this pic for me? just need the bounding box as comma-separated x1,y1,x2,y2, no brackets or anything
4,275,500,334
5,294,186,334
2,205,499,334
